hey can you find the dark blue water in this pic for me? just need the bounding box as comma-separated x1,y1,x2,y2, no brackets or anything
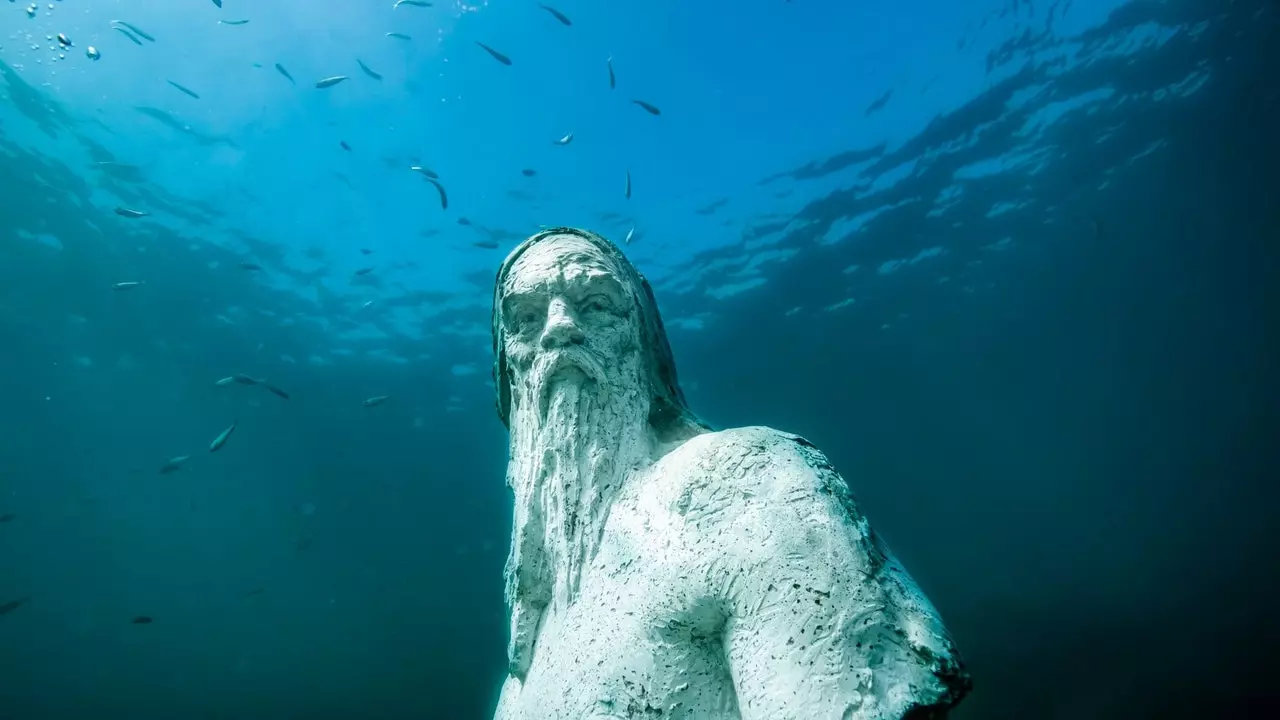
1,1,1276,718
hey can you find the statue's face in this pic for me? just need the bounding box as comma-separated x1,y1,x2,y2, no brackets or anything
500,234,640,395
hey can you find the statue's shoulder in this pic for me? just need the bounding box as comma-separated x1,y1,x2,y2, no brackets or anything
659,425,840,498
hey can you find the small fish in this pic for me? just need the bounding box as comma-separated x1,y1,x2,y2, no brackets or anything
263,384,290,400
624,226,635,245
0,513,15,523
159,455,190,474
363,395,390,407
212,0,223,7
240,262,262,271
56,33,72,48
361,300,376,310
167,80,201,99
340,141,352,151
360,248,374,255
632,99,661,116
424,178,448,209
208,421,237,453
356,59,382,80
625,169,631,199
240,587,266,598
475,41,512,65
0,598,28,616
473,240,500,249
114,207,149,218
393,0,432,7
275,63,295,84
131,615,153,625
218,19,250,26
355,267,375,276
386,32,412,41
233,374,260,386
110,20,155,42
554,132,573,146
112,281,145,291
521,168,537,177
214,376,236,386
86,46,101,60
537,4,572,25
410,165,439,179
457,217,472,226
315,75,349,89
113,27,143,46
607,56,616,89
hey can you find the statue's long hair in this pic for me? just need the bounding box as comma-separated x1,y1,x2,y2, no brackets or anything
490,227,709,442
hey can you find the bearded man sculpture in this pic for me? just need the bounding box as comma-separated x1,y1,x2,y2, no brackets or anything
490,228,970,720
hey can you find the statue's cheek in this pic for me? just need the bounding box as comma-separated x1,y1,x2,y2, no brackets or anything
506,342,536,372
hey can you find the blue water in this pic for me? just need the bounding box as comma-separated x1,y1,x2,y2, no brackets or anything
1,0,1276,718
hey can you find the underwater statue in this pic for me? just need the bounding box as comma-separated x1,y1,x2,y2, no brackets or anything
490,228,971,720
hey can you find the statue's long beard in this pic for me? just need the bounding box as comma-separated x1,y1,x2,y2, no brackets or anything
502,350,648,677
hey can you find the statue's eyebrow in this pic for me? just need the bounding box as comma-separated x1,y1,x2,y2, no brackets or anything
502,290,537,317
576,272,624,297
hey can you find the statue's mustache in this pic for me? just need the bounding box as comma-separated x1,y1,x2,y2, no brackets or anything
532,348,606,418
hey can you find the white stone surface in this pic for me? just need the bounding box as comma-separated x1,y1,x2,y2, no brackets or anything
491,228,970,720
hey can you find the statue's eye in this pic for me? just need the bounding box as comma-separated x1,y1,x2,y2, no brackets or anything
582,294,611,313
508,305,540,332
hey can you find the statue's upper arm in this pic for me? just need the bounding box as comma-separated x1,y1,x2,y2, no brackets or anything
711,430,968,719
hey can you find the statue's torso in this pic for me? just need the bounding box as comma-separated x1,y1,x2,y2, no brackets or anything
497,431,746,720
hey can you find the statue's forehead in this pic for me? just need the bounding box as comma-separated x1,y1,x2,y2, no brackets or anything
503,235,621,295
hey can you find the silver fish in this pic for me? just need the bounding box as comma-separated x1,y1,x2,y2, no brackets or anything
112,281,145,290
208,421,237,453
275,63,295,84
410,165,439,179
537,4,572,26
214,376,236,386
218,20,250,26
624,226,635,245
356,59,382,80
114,207,149,218
110,20,155,42
632,99,661,116
315,75,349,89
363,395,390,407
625,169,631,199
159,455,190,474
393,0,432,7
475,41,512,65
607,56,615,89
113,27,143,46
167,80,201,99
386,32,412,41
554,132,573,146
424,177,448,209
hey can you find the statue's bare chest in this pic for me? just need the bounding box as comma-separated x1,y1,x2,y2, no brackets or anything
508,499,740,719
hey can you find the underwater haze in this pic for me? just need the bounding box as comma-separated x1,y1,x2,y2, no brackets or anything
2,0,1277,718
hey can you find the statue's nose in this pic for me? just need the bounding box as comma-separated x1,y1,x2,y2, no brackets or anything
540,298,585,349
